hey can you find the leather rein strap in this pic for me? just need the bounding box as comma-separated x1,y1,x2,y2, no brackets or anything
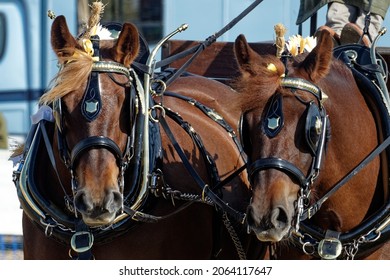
302,133,390,220
158,115,247,223
148,0,264,88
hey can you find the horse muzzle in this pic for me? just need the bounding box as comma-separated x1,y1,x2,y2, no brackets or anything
73,188,123,226
246,204,292,242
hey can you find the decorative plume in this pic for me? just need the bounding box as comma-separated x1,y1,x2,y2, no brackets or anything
274,23,286,58
285,35,317,56
81,1,105,39
77,1,112,57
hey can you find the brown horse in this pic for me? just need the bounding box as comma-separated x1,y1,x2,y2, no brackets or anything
232,30,390,259
13,15,264,259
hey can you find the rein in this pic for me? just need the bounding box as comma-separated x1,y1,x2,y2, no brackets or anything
135,0,264,87
301,135,390,221
162,0,264,87
148,89,248,223
294,121,390,260
159,111,247,223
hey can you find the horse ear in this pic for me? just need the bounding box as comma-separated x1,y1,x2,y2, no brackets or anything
51,15,79,57
112,23,140,67
299,29,333,82
234,34,260,76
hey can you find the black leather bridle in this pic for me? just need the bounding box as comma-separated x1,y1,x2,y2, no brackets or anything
247,77,330,229
52,59,137,216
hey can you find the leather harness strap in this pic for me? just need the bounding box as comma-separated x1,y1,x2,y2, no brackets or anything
159,115,247,224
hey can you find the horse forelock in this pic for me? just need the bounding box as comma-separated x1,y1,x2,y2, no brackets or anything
39,48,93,105
232,55,285,113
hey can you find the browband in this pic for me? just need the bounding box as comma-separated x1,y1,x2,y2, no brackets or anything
281,77,328,104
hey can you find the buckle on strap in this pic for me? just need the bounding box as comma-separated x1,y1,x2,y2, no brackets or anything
317,230,342,260
318,237,342,260
70,231,94,253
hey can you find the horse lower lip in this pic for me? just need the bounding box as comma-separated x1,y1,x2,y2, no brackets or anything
251,226,288,242
83,214,116,226
254,231,273,241
84,220,112,227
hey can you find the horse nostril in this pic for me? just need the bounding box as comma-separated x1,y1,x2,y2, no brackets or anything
74,191,93,213
103,190,123,213
270,207,288,229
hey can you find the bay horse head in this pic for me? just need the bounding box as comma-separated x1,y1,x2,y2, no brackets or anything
234,30,381,247
41,15,140,226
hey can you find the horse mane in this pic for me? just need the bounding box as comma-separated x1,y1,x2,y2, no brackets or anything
11,50,93,157
40,1,111,105
39,48,93,105
10,143,24,159
230,54,286,113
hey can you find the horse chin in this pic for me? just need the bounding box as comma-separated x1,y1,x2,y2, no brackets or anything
81,213,117,227
252,227,290,242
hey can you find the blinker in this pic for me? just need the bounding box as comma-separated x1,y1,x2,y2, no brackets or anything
81,72,102,121
81,35,102,121
305,102,323,155
264,93,284,138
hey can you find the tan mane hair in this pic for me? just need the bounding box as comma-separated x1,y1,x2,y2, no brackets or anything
39,48,93,105
10,144,24,158
230,54,286,113
12,50,93,156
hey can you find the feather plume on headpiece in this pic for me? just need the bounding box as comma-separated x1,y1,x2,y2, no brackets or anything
285,35,317,56
274,23,286,58
77,1,113,58
80,1,105,39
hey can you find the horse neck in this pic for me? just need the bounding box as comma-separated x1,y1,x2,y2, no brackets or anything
311,71,380,232
162,77,252,210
